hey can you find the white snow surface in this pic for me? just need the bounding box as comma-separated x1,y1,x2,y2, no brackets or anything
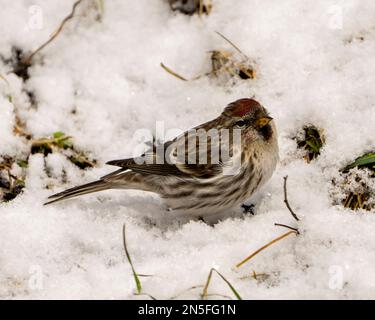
0,0,375,299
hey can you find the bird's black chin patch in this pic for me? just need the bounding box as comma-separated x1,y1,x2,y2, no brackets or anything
259,124,273,141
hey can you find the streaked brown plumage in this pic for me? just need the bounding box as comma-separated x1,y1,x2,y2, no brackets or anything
45,98,279,216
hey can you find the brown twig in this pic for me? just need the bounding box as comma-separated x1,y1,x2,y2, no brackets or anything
236,230,298,268
274,223,299,234
22,0,83,66
283,175,299,221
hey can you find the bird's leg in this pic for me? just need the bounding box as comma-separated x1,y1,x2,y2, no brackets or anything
241,203,255,215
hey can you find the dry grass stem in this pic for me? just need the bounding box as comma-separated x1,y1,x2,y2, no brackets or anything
23,0,83,66
236,230,298,268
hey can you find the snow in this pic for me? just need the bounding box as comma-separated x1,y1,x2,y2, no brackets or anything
0,0,375,299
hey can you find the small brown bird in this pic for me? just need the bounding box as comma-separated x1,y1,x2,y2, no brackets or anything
45,98,279,216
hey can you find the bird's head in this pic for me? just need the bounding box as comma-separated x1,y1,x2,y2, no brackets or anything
222,98,274,142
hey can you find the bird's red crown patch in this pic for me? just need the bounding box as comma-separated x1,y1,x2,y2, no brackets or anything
229,98,261,117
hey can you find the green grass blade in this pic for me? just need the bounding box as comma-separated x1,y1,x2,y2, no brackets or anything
344,152,375,171
201,268,242,300
305,140,319,153
122,224,142,294
53,131,65,139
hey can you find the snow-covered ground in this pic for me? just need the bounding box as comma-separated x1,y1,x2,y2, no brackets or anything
1,0,375,299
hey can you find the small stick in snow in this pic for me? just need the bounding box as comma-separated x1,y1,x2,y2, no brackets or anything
274,223,299,234
236,230,298,268
283,175,300,221
22,0,83,66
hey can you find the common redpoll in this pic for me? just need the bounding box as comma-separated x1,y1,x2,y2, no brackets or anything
45,98,279,216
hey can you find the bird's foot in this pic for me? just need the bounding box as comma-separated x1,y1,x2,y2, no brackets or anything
241,203,255,215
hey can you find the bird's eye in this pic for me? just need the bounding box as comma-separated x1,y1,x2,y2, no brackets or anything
235,120,247,127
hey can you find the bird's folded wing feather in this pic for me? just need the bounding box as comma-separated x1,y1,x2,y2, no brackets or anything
106,131,230,179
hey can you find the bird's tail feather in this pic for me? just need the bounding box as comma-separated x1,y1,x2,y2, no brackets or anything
44,180,111,205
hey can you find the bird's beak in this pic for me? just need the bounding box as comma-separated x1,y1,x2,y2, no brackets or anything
256,116,273,128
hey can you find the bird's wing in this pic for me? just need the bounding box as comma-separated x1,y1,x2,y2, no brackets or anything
106,158,187,177
106,128,232,179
